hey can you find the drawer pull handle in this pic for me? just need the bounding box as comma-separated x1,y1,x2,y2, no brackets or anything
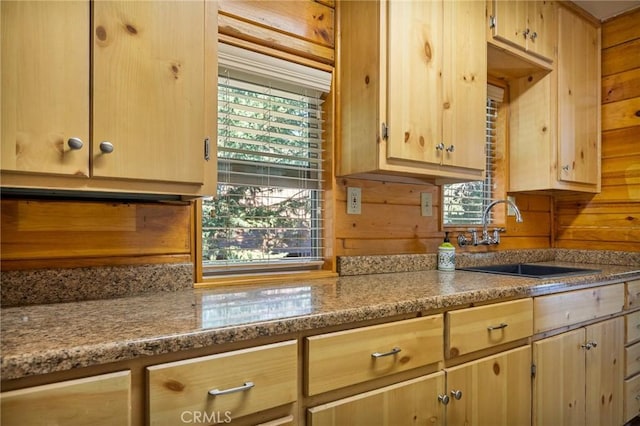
208,381,254,397
371,347,402,358
487,323,508,331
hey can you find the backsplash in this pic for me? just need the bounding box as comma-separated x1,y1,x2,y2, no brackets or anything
1,263,193,307
337,249,640,276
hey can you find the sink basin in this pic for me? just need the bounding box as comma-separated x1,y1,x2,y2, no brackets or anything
458,263,601,279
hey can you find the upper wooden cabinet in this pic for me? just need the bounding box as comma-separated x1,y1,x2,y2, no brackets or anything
1,0,216,198
489,1,557,63
338,0,487,184
509,5,600,193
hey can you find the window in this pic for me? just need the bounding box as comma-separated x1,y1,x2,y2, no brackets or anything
442,84,505,226
202,44,331,277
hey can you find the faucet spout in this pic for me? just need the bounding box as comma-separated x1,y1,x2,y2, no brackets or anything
478,199,523,245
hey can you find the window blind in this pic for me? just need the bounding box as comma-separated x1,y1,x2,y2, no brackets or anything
202,44,331,274
443,85,503,225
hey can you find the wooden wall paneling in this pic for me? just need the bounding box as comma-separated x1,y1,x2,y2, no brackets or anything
1,200,192,267
218,0,335,65
554,8,640,252
601,8,640,49
601,39,640,77
602,68,640,104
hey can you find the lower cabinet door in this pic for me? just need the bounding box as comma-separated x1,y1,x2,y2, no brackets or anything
307,372,445,426
533,328,586,426
445,345,531,426
0,370,131,426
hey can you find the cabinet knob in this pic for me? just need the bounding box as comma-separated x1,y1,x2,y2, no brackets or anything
530,31,538,41
523,28,530,39
562,165,570,172
446,144,455,153
438,394,450,405
450,389,463,400
436,142,445,151
67,137,84,150
99,141,114,154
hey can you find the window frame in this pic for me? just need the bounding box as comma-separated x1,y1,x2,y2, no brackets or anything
195,44,336,285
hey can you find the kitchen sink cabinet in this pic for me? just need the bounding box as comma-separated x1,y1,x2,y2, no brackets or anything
509,5,600,193
0,0,216,198
444,345,532,426
338,0,486,184
533,317,624,426
532,283,627,424
488,0,556,63
0,370,131,426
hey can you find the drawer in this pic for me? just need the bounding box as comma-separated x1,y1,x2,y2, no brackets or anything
306,315,443,396
627,311,640,343
447,298,533,357
625,373,640,424
627,342,640,378
534,284,624,333
147,340,297,425
627,280,640,310
1,371,131,426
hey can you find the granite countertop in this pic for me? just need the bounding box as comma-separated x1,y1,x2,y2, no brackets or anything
2,261,639,381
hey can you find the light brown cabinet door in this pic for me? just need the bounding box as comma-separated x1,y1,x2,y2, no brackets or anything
491,0,528,51
1,0,90,177
585,317,624,426
557,6,600,186
526,1,556,61
441,0,487,171
92,0,205,184
386,0,442,167
533,328,586,426
445,345,531,426
387,0,485,172
307,372,445,426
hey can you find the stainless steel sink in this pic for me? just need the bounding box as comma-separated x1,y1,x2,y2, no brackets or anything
458,263,601,279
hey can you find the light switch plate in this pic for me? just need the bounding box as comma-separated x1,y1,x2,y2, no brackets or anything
421,192,433,217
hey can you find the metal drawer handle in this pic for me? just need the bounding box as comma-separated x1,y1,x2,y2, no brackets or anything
371,347,401,358
450,389,463,400
487,323,508,331
438,394,450,405
208,381,254,397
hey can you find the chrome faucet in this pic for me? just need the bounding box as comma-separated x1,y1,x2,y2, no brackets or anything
458,199,523,246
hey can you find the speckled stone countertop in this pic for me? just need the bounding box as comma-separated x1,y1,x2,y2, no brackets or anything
2,259,639,381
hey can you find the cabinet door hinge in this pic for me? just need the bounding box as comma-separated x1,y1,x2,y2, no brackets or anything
204,137,211,161
531,363,536,378
489,15,496,29
381,123,388,140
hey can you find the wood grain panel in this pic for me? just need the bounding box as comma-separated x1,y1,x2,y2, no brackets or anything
602,68,640,104
601,8,640,49
218,14,334,65
602,98,640,131
1,199,191,263
602,39,640,77
218,0,334,47
602,126,640,157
